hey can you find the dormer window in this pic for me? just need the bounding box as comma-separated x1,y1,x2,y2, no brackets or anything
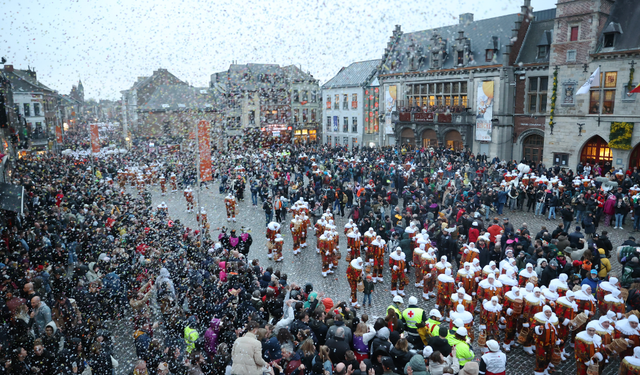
601,22,622,49
457,51,464,65
485,50,494,62
537,45,548,59
604,34,614,48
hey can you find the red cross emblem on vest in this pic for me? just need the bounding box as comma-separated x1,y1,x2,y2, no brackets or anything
408,310,414,318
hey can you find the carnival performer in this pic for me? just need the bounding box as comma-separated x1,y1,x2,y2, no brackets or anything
477,273,503,305
604,288,625,320
461,242,480,264
346,226,361,262
435,268,455,319
413,247,425,288
518,263,538,287
289,216,302,256
196,207,209,233
595,316,614,370
620,347,640,375
299,210,309,248
362,228,376,263
522,286,546,355
450,304,474,343
499,248,517,275
389,247,408,296
347,257,364,309
555,290,578,360
224,192,237,222
157,201,168,216
480,296,503,353
320,231,330,277
542,284,560,306
575,321,604,375
329,224,340,270
434,255,452,277
532,305,561,375
549,273,570,298
117,169,126,190
615,315,640,358
597,276,620,314
159,175,167,195
184,186,194,213
498,269,518,294
170,172,177,192
371,235,385,283
502,286,523,352
482,261,500,280
422,248,437,300
266,221,281,260
574,284,597,332
273,234,284,262
451,287,473,313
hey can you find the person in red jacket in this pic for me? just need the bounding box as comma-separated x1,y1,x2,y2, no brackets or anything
468,222,480,244
487,219,503,244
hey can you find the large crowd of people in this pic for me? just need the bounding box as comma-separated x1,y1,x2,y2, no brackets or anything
2,131,640,375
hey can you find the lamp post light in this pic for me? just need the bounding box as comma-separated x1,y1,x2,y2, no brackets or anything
577,122,584,136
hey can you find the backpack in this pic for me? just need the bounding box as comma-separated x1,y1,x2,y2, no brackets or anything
353,207,360,220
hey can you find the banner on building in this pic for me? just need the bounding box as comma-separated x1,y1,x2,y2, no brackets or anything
609,122,634,150
385,85,397,113
385,115,394,135
333,116,338,132
475,81,494,141
55,125,63,144
364,87,380,134
197,120,213,182
90,124,100,153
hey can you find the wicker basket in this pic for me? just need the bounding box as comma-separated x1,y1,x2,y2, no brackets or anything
607,338,629,354
586,362,599,375
620,288,629,301
266,241,274,250
357,281,364,293
570,312,588,330
625,310,640,320
477,330,487,346
513,298,524,315
551,348,562,365
517,327,529,344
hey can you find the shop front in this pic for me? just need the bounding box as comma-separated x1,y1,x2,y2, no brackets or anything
293,128,317,144
261,124,292,145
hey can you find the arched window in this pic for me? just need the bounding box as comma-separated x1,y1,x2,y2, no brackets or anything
523,134,544,164
629,143,640,169
580,136,612,166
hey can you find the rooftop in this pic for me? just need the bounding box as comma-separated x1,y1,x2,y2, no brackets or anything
322,59,381,89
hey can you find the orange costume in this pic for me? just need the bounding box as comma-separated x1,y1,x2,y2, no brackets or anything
532,308,561,375
522,288,546,355
389,249,408,296
346,228,361,262
620,348,640,375
461,243,480,264
574,285,597,333
421,250,437,300
574,322,604,375
596,278,619,314
413,248,425,288
476,274,503,304
362,229,376,262
518,264,537,287
502,287,523,352
184,187,194,212
159,175,167,195
549,274,569,298
615,316,640,358
603,288,624,320
480,297,503,351
554,292,578,359
170,173,177,192
347,258,364,308
273,234,284,262
224,194,237,222
435,268,455,318
266,222,281,259
290,217,303,255
370,236,385,282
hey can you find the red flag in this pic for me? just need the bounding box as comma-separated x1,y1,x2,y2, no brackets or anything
197,120,213,182
629,82,640,94
90,124,100,153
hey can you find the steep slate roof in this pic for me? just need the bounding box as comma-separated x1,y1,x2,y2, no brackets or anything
322,59,381,89
516,18,555,65
2,69,53,93
382,9,553,74
138,86,217,112
595,0,640,53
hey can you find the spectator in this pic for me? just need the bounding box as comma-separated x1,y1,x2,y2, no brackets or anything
597,249,612,279
568,227,585,248
326,326,350,365
231,321,266,375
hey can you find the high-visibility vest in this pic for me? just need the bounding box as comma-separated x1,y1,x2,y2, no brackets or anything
387,305,402,318
184,327,199,353
426,319,441,337
452,340,474,366
402,307,424,329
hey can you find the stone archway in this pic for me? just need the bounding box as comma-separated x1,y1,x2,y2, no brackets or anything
421,129,437,148
444,129,463,151
580,135,612,166
630,143,640,169
399,127,415,145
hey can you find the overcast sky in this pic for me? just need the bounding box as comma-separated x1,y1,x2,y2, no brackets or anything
1,0,556,100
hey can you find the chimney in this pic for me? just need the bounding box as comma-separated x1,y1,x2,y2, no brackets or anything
503,44,511,67
26,69,37,82
459,13,474,25
458,31,465,39
3,65,13,72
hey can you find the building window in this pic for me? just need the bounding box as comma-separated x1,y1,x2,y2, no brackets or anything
537,45,548,59
570,26,579,41
311,109,316,122
457,51,464,65
327,135,331,145
294,109,300,123
404,81,468,112
302,90,308,102
326,116,331,131
566,50,576,62
604,34,615,48
334,95,339,109
528,77,548,113
589,71,617,114
352,94,357,109
553,153,569,167
34,103,41,116
352,117,357,133
485,50,494,62
293,90,299,103
311,91,317,103
326,96,331,110
249,110,255,125
343,94,348,110
343,136,349,146
23,103,30,117
343,117,348,133
302,109,308,123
